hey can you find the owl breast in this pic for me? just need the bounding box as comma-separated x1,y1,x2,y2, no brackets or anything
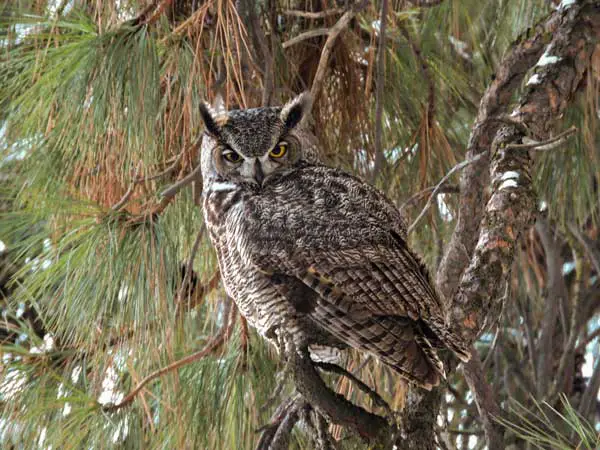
203,185,340,347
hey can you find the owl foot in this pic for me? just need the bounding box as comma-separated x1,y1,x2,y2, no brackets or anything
255,394,306,450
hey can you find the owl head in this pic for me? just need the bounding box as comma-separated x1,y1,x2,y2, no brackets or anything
199,93,317,191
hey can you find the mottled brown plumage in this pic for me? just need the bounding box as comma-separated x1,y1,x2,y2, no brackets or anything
200,93,470,389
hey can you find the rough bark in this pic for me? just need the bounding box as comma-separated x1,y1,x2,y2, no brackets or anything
449,0,600,344
404,2,600,449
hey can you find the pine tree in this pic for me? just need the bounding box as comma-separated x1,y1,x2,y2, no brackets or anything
1,0,599,449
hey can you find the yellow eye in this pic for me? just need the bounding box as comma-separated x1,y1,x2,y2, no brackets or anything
222,148,241,163
270,142,288,158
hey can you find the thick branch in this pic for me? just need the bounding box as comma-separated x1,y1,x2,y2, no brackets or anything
436,5,569,300
288,346,390,444
450,0,600,345
411,3,599,450
535,219,568,396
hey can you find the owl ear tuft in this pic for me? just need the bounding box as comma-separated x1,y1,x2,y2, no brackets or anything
280,92,312,130
199,101,222,137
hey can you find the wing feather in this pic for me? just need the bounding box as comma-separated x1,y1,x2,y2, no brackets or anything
227,165,471,374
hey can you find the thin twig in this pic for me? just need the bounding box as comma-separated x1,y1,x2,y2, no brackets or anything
399,184,459,211
481,326,500,372
140,151,184,182
128,0,172,27
408,153,486,234
177,226,205,305
282,9,344,19
111,145,189,212
411,0,445,7
576,327,600,352
282,28,330,49
145,0,173,25
505,126,577,150
310,0,368,101
568,222,600,275
160,163,203,199
103,335,225,411
111,163,142,211
314,361,393,418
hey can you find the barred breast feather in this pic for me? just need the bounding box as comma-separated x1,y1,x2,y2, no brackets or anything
222,164,470,389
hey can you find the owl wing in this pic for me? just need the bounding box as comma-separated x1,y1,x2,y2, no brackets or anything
227,166,470,386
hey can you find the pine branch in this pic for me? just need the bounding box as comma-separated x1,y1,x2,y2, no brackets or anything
450,0,600,345
436,2,573,300
408,153,486,234
103,300,235,412
282,29,330,49
286,342,391,445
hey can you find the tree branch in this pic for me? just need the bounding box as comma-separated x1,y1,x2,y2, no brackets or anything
287,344,390,444
436,5,569,300
449,0,600,345
314,361,393,418
282,9,345,19
408,153,486,234
282,29,330,49
103,299,234,412
310,1,368,102
409,3,599,450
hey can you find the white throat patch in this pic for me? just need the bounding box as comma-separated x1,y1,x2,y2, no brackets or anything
210,181,238,192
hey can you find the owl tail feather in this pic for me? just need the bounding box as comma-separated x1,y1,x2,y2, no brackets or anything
373,317,446,391
424,316,472,363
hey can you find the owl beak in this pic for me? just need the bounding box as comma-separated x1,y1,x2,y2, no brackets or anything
253,159,265,186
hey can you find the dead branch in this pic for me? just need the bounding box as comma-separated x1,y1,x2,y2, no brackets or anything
314,361,393,418
160,162,203,199
408,0,445,7
310,0,368,102
399,184,459,211
111,163,143,211
505,126,577,150
128,0,173,27
282,9,345,19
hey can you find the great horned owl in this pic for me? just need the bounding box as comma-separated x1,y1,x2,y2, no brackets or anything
200,93,470,389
